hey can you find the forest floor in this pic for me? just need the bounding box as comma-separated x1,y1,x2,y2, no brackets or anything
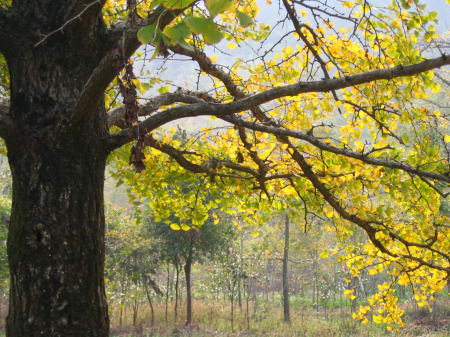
0,299,448,336
109,300,450,337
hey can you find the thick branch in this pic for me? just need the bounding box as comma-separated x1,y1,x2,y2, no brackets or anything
106,54,450,150
107,89,216,128
71,5,180,128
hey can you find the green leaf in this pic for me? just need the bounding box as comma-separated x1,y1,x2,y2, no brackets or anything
205,0,233,17
157,85,170,94
203,25,224,44
137,23,161,45
400,0,411,9
185,16,224,44
163,22,195,51
236,10,253,27
185,15,210,35
164,22,191,41
178,39,195,51
161,0,195,9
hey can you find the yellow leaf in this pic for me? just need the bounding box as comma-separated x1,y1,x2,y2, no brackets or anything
227,42,237,49
344,289,355,299
181,224,191,231
266,0,272,4
210,55,218,63
251,231,259,237
342,1,355,8
284,45,293,54
350,267,359,276
170,223,181,230
319,249,329,258
444,135,450,143
368,269,377,275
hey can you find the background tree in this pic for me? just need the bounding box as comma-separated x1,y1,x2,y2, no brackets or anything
104,206,162,327
145,210,236,325
0,0,449,335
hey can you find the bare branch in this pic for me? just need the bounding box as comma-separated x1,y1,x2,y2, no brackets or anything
106,54,450,150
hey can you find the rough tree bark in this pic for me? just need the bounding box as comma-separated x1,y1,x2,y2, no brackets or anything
6,127,109,336
1,1,114,336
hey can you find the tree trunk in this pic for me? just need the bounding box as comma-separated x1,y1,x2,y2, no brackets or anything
6,128,109,336
3,3,111,335
184,245,193,325
238,235,243,310
132,297,140,327
165,266,170,322
282,214,290,323
230,288,234,332
175,264,180,322
143,281,155,327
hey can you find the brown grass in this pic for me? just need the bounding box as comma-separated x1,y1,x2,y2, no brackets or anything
108,298,450,337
